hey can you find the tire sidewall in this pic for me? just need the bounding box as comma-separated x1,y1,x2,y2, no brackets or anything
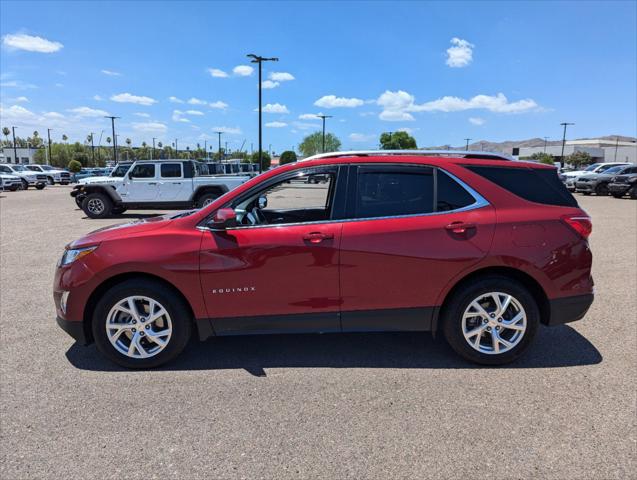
82,192,112,219
442,276,540,365
92,280,192,369
198,193,217,208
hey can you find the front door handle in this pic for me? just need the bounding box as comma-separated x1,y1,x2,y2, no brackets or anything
148,182,157,186
445,222,476,234
303,232,334,244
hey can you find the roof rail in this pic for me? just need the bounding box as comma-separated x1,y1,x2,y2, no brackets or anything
302,149,515,162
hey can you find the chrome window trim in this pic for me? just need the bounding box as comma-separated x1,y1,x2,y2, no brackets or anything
197,166,489,232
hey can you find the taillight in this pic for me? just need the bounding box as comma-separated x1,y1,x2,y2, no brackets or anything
561,214,592,239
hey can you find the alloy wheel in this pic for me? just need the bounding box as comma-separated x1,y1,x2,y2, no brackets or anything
86,198,105,215
105,296,173,359
461,292,527,355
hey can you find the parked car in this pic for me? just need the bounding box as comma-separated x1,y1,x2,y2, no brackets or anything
575,165,637,196
0,164,46,190
0,172,22,191
54,150,593,368
562,162,631,191
608,169,637,199
25,164,71,185
72,159,250,218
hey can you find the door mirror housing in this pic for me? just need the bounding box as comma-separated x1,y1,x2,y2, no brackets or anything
208,208,237,230
257,195,268,209
127,171,133,179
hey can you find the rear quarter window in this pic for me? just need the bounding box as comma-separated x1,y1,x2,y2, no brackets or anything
465,165,578,207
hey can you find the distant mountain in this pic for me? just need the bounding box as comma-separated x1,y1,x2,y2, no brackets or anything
426,135,636,153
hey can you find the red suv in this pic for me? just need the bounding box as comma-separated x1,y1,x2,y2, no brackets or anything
54,151,594,368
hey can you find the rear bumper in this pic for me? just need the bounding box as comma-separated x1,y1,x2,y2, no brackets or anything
547,294,594,326
608,183,630,194
56,316,88,345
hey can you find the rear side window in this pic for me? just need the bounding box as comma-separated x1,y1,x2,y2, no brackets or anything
160,163,182,178
437,171,476,211
466,165,578,207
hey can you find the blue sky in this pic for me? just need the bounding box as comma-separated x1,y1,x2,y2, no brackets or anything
1,0,636,153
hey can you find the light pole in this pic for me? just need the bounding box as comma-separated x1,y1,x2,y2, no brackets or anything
47,128,53,165
104,116,119,163
89,132,95,164
316,114,333,153
204,140,207,159
247,53,279,173
614,136,619,162
175,139,178,158
543,137,549,153
11,127,17,164
560,122,574,167
152,137,156,160
215,131,223,161
464,138,472,150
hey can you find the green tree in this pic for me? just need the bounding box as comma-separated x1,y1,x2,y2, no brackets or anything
379,131,417,150
279,150,297,165
2,127,9,144
530,152,555,165
566,151,594,169
298,131,341,157
250,151,272,170
106,136,111,145
67,159,82,172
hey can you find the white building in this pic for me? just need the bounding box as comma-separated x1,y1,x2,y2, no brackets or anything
516,138,637,164
0,147,42,164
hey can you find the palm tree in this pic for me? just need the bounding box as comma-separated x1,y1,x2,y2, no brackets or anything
62,134,68,143
2,127,9,144
141,141,147,148
86,134,93,143
125,138,132,147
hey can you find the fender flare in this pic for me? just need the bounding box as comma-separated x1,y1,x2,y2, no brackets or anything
190,184,229,202
80,184,122,204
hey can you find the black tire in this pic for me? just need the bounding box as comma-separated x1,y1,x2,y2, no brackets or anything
582,191,591,196
75,197,83,208
47,176,55,185
81,192,113,219
197,192,218,208
442,275,540,365
35,183,45,190
629,186,637,200
611,193,623,199
20,179,29,190
92,279,192,369
594,183,609,196
112,206,128,214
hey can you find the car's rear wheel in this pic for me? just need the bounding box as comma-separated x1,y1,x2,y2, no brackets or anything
197,192,218,208
92,279,192,368
595,183,609,196
442,276,540,365
629,186,637,199
82,192,113,219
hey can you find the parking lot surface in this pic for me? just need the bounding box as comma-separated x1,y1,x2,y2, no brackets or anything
1,186,635,479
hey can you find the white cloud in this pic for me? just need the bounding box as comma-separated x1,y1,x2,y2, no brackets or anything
9,96,29,103
67,106,109,117
314,95,364,108
0,80,36,89
134,112,150,118
93,95,104,101
269,72,294,82
171,110,191,123
292,121,320,130
212,126,242,135
185,109,204,115
168,96,184,103
187,97,206,105
208,68,229,78
0,105,66,129
132,122,167,133
260,103,289,114
446,37,474,68
2,33,63,53
55,83,64,88
469,117,485,126
262,80,279,89
299,113,319,120
110,92,157,106
398,127,417,134
377,90,539,121
43,111,65,119
208,100,228,110
349,133,376,142
265,121,287,128
233,65,254,76
101,69,121,76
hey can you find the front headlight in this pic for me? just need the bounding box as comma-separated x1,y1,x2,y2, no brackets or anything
60,246,98,266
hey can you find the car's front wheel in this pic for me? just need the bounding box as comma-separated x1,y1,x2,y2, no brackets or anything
82,192,113,219
442,276,539,365
20,179,29,190
35,183,45,190
630,186,637,199
47,176,55,185
595,183,610,196
92,279,192,368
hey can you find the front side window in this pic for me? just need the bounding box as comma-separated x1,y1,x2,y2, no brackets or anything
230,169,337,227
161,163,182,178
130,164,155,178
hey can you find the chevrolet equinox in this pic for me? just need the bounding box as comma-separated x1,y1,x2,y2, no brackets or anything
54,151,594,368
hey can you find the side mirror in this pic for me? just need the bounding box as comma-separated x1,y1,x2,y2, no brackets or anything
127,172,133,179
257,195,267,209
208,208,237,230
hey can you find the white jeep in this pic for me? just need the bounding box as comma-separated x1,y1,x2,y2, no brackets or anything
25,164,71,185
0,164,46,190
72,159,250,218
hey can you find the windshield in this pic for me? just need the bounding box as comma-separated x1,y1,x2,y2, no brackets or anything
584,163,602,172
598,164,624,173
110,164,132,177
603,166,624,174
11,165,27,171
40,165,54,171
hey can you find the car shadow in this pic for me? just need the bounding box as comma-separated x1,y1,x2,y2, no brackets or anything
78,212,163,220
65,324,602,376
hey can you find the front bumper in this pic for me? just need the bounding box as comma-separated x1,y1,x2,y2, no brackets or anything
575,182,594,192
56,316,88,345
547,294,594,326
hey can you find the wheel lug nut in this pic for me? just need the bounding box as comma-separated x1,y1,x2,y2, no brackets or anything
490,313,495,318
145,325,149,329
140,331,145,337
132,328,136,333
496,326,500,330
498,318,502,323
132,320,137,324
486,327,491,331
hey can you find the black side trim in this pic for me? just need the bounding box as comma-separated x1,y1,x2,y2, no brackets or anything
195,318,215,341
211,312,341,336
341,307,433,332
547,294,594,326
120,201,193,209
56,316,88,345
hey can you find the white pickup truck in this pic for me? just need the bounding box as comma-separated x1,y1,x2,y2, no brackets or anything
25,164,71,185
72,159,251,218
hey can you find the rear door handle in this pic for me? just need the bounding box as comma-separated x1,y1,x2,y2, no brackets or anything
303,232,334,244
445,222,476,234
